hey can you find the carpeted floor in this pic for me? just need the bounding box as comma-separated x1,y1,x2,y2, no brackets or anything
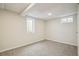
0,40,77,56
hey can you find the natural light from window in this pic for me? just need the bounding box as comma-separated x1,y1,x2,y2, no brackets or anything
61,16,73,23
26,17,35,33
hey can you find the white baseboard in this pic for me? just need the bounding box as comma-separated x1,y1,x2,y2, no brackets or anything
0,39,44,53
0,39,77,53
46,39,77,46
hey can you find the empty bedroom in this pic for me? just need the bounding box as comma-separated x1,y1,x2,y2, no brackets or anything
0,3,79,56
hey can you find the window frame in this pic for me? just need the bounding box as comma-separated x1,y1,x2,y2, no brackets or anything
61,16,73,23
26,17,35,33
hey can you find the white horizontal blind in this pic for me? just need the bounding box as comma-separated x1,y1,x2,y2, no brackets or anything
61,16,73,23
26,17,35,33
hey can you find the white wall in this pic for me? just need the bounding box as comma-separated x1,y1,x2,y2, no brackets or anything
77,5,79,55
45,14,77,46
0,9,45,52
0,9,77,53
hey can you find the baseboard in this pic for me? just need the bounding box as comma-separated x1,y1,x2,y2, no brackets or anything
0,39,45,53
46,39,77,46
0,39,77,53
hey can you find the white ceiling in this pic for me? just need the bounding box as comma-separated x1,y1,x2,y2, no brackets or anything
0,3,30,13
0,3,78,20
25,3,77,20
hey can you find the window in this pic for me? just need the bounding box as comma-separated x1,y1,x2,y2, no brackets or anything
61,16,73,23
67,17,73,22
26,17,35,33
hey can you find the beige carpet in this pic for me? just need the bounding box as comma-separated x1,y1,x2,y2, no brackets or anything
0,40,77,56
